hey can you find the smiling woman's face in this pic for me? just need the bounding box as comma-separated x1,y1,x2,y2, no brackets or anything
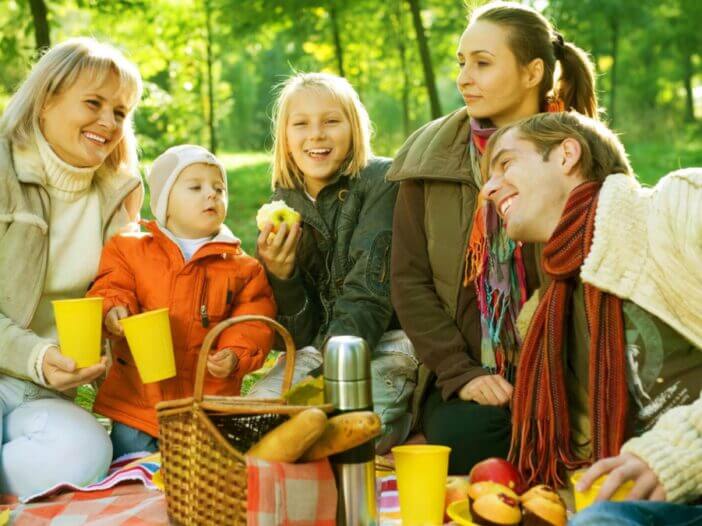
456,21,540,127
40,70,129,168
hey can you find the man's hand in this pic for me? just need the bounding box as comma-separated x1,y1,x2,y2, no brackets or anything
105,306,130,337
459,374,513,406
42,346,107,391
207,348,238,378
576,452,666,502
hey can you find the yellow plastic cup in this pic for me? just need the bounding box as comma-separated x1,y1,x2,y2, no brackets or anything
571,470,636,511
392,444,451,526
52,297,103,368
119,308,176,383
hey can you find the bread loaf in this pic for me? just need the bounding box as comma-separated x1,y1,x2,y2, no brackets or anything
301,411,381,461
247,408,328,462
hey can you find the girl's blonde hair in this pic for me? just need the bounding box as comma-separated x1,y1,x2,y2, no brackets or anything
271,72,371,190
0,37,143,176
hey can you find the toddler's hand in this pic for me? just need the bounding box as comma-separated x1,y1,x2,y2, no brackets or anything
207,348,238,378
105,306,129,337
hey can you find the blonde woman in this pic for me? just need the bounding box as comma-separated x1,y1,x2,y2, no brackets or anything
249,72,418,453
0,38,143,499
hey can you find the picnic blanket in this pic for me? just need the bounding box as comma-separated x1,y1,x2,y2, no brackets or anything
378,474,403,525
1,453,167,525
3,484,167,525
22,452,162,503
0,452,445,525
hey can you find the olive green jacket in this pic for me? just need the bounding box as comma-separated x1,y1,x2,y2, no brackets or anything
0,137,142,383
387,109,541,427
387,108,477,319
266,157,397,351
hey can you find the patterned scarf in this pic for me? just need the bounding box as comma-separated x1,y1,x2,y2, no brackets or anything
465,119,528,380
508,182,628,487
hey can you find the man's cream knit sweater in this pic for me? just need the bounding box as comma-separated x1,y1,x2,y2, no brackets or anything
582,169,702,503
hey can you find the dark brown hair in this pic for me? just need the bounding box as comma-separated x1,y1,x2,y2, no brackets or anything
471,1,598,118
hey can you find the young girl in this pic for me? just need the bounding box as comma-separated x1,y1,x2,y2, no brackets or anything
249,72,418,453
88,145,276,458
388,0,598,474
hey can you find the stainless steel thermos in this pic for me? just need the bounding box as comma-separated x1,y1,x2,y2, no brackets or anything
323,335,378,526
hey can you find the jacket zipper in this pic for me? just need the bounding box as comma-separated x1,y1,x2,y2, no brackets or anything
200,274,210,328
379,243,390,283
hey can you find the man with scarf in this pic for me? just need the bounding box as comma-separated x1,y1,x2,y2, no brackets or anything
481,111,702,524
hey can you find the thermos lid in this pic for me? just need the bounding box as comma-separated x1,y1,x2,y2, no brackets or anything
323,335,371,382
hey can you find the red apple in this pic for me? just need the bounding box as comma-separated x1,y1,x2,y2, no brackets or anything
469,457,526,494
444,476,470,522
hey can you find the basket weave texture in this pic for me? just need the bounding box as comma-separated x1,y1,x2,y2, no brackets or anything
156,314,331,525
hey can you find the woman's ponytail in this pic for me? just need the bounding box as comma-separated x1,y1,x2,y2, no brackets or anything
556,40,598,118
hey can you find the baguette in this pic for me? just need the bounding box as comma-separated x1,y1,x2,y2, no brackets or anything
246,408,328,462
301,411,381,461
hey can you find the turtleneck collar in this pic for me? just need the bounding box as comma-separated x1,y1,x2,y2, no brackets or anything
35,128,100,201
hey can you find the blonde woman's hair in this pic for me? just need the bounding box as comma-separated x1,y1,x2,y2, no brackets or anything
483,112,632,183
271,72,372,190
0,37,142,176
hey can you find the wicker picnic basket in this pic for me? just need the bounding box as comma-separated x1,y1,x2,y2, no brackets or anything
156,314,332,525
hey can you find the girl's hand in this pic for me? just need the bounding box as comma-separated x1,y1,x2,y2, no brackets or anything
105,305,130,337
256,221,301,280
575,453,666,502
42,346,107,391
207,348,239,378
459,374,513,406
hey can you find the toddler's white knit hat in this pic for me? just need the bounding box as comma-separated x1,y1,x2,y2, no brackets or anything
148,144,227,225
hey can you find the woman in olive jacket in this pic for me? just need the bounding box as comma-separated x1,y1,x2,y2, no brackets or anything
389,2,599,473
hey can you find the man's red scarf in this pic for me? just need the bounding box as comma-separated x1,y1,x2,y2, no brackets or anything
508,181,629,487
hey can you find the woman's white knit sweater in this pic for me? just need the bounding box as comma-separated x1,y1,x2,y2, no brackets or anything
20,132,103,385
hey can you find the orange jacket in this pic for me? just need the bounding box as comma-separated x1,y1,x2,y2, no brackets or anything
88,221,276,436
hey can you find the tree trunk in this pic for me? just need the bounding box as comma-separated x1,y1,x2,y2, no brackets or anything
390,1,411,136
205,0,217,153
608,16,619,125
406,0,441,118
28,0,50,52
682,49,696,122
329,2,345,77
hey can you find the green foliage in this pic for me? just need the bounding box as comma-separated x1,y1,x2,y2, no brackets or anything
0,0,699,170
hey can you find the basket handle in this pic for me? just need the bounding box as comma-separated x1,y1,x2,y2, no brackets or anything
193,315,297,403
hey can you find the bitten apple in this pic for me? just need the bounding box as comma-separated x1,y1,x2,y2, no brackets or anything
256,200,301,233
469,458,526,495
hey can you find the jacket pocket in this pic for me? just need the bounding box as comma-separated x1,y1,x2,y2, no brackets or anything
365,230,392,297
